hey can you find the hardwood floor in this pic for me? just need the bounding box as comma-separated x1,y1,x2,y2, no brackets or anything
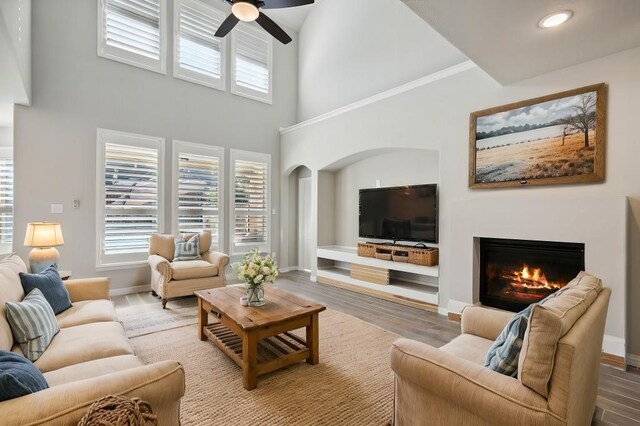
114,270,640,425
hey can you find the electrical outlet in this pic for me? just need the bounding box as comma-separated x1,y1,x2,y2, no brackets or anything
73,199,80,209
375,179,381,188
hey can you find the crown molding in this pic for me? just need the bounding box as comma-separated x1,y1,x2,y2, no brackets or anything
280,60,477,135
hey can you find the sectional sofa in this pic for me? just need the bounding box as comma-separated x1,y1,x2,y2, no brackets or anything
0,254,185,425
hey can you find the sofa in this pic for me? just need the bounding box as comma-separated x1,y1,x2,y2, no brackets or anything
148,230,230,308
0,254,185,425
391,272,610,426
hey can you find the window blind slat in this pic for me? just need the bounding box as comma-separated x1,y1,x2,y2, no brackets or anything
177,151,221,248
176,0,224,84
105,0,161,60
103,142,159,256
0,157,13,249
233,158,268,247
233,25,270,96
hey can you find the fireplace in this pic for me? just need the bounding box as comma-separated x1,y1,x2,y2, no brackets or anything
479,238,585,312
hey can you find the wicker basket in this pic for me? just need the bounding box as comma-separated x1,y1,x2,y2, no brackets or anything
408,246,439,266
357,242,376,258
391,248,409,263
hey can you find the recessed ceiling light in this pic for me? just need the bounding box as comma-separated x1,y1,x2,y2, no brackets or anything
539,10,573,28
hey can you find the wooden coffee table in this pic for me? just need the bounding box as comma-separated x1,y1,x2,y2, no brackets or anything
195,286,326,390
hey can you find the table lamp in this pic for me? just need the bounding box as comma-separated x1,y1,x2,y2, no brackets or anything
24,222,65,273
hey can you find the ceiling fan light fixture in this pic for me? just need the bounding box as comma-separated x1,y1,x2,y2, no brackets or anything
232,1,259,22
538,10,573,28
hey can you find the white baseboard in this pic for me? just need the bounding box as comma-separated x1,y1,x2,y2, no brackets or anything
627,353,640,368
109,284,151,297
310,275,317,282
438,307,449,316
603,335,626,358
447,299,471,314
280,266,299,273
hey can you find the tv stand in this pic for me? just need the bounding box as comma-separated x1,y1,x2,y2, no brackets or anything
315,246,439,311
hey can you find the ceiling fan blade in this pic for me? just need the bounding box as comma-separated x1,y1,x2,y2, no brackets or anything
215,14,240,38
256,12,292,44
261,0,314,9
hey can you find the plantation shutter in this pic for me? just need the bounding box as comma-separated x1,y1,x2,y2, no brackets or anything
232,25,271,101
176,0,225,85
104,0,162,60
103,142,160,259
177,151,221,248
0,153,13,254
232,152,270,254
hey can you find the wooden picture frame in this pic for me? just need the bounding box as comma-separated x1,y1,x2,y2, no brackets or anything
469,83,606,189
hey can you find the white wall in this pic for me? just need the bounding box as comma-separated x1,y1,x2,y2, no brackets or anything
333,150,439,247
14,0,298,290
297,0,466,121
281,46,640,357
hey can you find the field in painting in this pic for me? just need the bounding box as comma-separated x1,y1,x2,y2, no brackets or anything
475,130,595,183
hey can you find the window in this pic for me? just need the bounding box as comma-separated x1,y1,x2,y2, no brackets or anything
97,129,165,267
230,150,270,255
231,23,273,104
98,0,167,74
173,141,224,250
0,148,13,254
174,0,226,90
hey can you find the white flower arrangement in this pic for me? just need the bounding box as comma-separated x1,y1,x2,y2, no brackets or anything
234,248,279,288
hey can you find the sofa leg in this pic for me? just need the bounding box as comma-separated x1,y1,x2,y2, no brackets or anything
151,290,158,297
162,298,167,309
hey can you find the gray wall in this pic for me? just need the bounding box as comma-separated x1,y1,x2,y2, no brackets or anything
13,0,298,290
334,150,439,247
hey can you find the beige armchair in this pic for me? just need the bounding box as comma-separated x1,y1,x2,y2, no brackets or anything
148,230,229,308
391,275,610,426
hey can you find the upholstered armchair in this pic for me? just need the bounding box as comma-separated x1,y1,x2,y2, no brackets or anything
148,231,229,308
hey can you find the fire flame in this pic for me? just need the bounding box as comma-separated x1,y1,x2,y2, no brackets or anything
514,265,562,289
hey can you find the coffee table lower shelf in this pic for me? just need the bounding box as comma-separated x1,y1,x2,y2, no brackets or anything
203,321,310,377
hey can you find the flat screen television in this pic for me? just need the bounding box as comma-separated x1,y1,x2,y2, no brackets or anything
359,184,438,243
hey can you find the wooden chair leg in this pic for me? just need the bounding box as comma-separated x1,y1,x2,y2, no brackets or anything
162,298,167,309
151,290,158,297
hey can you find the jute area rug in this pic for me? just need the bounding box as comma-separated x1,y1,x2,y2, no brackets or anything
128,308,398,425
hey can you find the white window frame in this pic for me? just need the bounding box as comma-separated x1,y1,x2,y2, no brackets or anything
229,149,271,255
96,128,165,269
173,0,227,90
0,147,13,255
97,0,167,74
172,140,224,251
230,23,273,104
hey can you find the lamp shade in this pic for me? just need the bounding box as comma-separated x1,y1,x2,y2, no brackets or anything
24,222,65,247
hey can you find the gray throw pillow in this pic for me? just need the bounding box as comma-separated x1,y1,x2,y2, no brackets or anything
6,289,60,362
173,233,201,261
19,266,72,315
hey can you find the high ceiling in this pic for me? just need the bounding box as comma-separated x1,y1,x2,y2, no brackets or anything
266,1,316,32
401,0,640,84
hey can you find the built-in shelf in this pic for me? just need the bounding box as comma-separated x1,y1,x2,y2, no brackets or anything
316,246,439,310
317,245,439,277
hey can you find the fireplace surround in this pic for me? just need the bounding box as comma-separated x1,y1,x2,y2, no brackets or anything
479,237,585,312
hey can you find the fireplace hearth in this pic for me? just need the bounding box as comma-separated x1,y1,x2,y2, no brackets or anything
479,237,585,312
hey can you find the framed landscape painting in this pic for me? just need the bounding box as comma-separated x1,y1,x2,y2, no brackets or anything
469,83,606,188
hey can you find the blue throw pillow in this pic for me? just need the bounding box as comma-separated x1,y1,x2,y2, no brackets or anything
0,350,48,401
484,304,534,376
6,289,60,362
173,233,202,261
19,266,72,315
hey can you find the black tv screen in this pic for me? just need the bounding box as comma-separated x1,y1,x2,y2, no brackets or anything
359,184,438,243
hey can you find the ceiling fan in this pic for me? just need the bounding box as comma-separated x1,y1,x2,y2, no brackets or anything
215,0,314,45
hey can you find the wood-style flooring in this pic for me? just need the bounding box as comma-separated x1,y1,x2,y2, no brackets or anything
113,270,640,425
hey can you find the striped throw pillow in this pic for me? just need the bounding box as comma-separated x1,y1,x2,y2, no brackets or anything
5,289,60,362
173,233,202,261
484,303,534,376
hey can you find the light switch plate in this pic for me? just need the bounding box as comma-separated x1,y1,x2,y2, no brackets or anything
51,203,63,214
